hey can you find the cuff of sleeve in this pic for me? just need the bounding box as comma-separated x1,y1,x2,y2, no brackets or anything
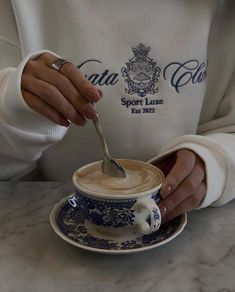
1,49,62,135
148,136,227,208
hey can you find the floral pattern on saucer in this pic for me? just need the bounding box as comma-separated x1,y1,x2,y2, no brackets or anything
50,197,187,254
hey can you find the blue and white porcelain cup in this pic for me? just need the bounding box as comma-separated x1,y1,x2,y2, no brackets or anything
69,159,164,236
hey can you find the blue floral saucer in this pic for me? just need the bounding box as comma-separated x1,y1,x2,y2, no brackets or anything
50,195,187,254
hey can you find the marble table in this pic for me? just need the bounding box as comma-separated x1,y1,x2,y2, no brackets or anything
0,182,235,292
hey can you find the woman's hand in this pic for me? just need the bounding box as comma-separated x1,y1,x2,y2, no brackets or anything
155,149,206,223
21,52,101,127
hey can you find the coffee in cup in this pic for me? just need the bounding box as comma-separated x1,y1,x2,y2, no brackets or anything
69,159,164,236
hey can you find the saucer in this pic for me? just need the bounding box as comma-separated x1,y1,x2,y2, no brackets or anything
50,195,187,254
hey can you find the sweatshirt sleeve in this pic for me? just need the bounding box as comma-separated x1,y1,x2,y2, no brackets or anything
148,1,235,208
0,1,67,180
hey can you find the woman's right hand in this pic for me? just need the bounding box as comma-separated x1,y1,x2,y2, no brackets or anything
21,52,102,127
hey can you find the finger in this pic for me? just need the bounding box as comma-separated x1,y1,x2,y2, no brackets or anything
41,53,101,102
22,75,87,125
154,154,176,176
60,63,101,102
163,182,206,223
33,66,97,119
22,89,70,127
160,149,196,198
158,159,205,217
33,63,78,100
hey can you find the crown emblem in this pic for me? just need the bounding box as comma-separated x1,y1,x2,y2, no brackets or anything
121,43,161,97
132,43,150,61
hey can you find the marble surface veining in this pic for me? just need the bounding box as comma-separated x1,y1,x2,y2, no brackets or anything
0,182,235,292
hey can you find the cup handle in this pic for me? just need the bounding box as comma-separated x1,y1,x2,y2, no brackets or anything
134,198,161,235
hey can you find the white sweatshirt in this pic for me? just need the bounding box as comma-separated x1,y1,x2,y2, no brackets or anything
0,0,234,208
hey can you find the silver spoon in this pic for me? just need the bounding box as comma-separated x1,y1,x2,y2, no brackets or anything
92,114,126,178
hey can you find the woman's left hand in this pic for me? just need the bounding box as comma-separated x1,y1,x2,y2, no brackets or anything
155,149,206,223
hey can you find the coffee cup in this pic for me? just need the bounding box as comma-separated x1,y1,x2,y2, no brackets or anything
68,159,164,236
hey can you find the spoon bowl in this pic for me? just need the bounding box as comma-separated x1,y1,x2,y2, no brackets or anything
102,157,126,178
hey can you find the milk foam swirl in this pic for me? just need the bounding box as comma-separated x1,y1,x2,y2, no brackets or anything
75,160,163,195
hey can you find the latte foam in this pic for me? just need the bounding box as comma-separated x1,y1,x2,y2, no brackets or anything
74,159,164,196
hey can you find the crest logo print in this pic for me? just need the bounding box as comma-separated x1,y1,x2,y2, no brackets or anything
121,43,161,97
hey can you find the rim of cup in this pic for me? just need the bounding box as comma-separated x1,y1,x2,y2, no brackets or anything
72,159,164,199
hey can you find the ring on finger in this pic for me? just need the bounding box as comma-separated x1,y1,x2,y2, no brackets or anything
52,58,71,72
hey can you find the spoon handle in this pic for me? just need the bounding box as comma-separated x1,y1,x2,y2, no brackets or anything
92,117,110,158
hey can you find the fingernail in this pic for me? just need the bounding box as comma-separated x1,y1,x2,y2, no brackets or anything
59,119,70,127
159,205,168,218
98,88,103,98
85,104,97,119
160,184,172,197
87,88,101,102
